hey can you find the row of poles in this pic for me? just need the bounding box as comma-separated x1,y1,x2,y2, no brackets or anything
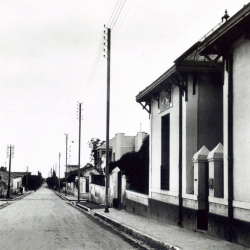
63,102,83,203
63,27,111,212
5,27,111,210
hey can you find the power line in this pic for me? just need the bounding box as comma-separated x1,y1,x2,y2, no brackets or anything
110,0,127,29
109,0,124,28
113,0,134,42
88,41,103,81
106,0,120,28
84,35,105,94
84,0,133,96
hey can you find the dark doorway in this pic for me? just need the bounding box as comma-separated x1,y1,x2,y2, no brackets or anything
161,114,170,190
197,162,209,230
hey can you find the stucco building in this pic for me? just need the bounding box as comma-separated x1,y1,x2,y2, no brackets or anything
89,131,148,206
0,167,29,195
96,131,148,170
132,4,250,247
197,4,250,246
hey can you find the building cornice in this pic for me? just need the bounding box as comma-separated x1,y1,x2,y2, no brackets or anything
198,3,250,55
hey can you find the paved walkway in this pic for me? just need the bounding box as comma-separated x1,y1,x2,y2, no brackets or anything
56,191,249,250
55,191,87,202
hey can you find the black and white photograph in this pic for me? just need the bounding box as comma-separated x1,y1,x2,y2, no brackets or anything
0,0,250,249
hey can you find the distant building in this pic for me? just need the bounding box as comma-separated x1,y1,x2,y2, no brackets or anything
66,165,78,173
0,167,30,194
66,163,99,199
13,177,22,191
96,131,148,171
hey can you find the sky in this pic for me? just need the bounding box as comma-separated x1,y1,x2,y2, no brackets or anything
0,0,248,178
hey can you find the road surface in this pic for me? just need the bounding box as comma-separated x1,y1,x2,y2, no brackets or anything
0,185,137,249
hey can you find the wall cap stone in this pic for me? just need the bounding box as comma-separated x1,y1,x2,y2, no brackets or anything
193,145,210,163
207,142,224,161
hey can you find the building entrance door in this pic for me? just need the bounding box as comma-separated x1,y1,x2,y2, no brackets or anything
197,162,209,230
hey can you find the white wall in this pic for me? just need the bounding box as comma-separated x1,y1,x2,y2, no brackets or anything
110,132,146,162
232,38,250,203
89,184,106,205
135,132,148,151
13,177,22,190
150,85,179,195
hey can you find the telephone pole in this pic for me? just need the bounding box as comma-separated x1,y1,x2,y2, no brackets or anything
104,27,111,213
53,164,55,188
65,133,68,196
59,152,61,192
6,145,14,198
77,102,83,202
55,163,57,189
26,166,29,191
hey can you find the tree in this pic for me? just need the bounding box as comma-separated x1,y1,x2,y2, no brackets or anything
88,138,105,168
46,170,57,189
38,171,42,177
22,172,44,190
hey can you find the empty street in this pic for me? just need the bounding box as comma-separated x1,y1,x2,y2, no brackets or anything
0,186,137,250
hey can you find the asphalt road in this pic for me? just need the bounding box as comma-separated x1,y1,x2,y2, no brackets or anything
0,185,137,250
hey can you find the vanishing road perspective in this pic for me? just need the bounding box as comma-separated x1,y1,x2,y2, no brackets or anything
0,185,137,250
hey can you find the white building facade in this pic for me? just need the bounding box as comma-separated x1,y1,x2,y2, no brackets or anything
133,4,250,247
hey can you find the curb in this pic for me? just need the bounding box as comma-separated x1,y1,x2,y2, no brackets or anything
54,191,87,202
12,191,32,201
55,191,180,250
0,202,9,209
76,203,91,212
0,191,32,203
74,202,180,250
54,191,68,201
0,192,31,209
93,211,181,250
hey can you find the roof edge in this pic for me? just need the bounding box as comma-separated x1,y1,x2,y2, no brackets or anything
136,65,176,102
198,2,250,54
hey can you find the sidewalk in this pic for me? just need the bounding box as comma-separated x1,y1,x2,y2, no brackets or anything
0,191,31,201
0,191,31,208
0,201,8,209
55,192,249,250
55,191,87,202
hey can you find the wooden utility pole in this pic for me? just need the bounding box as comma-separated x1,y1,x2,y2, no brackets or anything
77,102,82,202
65,133,68,196
26,166,28,191
59,152,61,192
55,163,57,188
6,145,12,198
53,164,55,188
105,27,111,213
